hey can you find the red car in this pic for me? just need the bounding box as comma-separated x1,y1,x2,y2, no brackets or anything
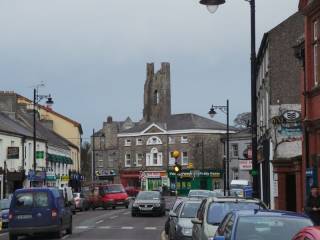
89,184,129,210
292,226,320,240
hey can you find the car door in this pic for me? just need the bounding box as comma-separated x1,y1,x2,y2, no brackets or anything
192,199,207,240
169,202,183,238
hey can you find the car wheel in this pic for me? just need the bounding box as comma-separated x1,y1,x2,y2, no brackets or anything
54,228,63,239
125,204,129,209
112,206,116,210
66,218,73,235
9,233,18,240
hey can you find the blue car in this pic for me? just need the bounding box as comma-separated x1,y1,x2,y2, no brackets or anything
0,198,11,230
8,188,72,240
213,210,314,240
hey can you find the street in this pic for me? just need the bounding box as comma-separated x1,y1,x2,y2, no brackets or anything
0,197,175,240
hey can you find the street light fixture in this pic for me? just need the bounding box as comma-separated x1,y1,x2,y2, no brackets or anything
33,85,54,185
200,0,258,198
208,100,229,196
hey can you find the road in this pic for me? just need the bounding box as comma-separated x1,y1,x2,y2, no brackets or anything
0,197,176,240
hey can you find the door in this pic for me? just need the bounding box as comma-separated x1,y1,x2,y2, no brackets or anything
169,202,182,238
192,199,206,240
286,174,296,212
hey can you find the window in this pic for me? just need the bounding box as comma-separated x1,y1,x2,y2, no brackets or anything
314,19,320,86
135,153,143,167
146,136,162,145
168,136,175,144
182,152,188,165
232,144,239,157
146,148,162,166
169,151,176,166
98,159,104,168
181,136,188,143
125,139,131,146
136,138,143,145
153,90,159,105
125,153,131,167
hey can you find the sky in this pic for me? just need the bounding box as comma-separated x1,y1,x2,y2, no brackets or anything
0,0,299,140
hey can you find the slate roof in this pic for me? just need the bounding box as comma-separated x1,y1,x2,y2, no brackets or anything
119,113,237,134
0,112,36,138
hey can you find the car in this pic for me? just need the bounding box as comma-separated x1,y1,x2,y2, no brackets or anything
165,197,186,234
73,192,89,211
188,190,217,199
131,191,166,217
59,186,76,215
8,187,72,240
292,226,320,240
213,210,313,240
191,196,267,240
0,198,11,230
88,184,129,210
168,198,202,240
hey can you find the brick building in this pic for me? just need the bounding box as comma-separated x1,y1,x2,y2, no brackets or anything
92,63,235,194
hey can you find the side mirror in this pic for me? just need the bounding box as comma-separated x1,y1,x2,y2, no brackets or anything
169,211,178,218
214,236,225,240
191,218,203,225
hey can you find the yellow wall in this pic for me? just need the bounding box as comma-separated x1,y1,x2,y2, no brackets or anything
18,97,82,172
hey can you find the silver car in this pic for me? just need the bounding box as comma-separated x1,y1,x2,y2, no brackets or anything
168,199,202,240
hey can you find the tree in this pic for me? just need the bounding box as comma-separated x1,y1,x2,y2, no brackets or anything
234,112,251,129
81,141,91,182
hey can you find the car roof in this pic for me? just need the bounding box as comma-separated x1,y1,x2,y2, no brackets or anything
232,209,311,219
14,187,58,193
207,196,262,203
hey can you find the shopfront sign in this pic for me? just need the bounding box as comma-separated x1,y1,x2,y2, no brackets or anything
28,170,46,182
168,169,222,178
144,171,167,178
239,160,252,170
7,147,19,159
60,175,70,181
46,171,56,181
36,151,44,159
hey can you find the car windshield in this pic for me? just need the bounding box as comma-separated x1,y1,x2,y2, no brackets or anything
235,216,313,240
136,191,160,200
0,199,10,210
104,185,125,193
207,202,263,225
179,202,201,218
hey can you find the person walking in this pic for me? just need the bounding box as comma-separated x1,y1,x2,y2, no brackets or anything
305,185,320,225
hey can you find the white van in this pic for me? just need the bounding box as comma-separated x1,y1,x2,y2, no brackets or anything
59,186,76,214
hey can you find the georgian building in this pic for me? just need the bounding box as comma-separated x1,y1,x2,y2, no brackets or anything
92,63,235,194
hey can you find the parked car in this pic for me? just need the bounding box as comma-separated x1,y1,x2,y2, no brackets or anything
188,190,216,199
168,198,202,240
73,192,89,211
165,197,186,234
292,226,320,240
0,198,11,230
131,191,165,217
213,210,313,240
59,186,76,215
8,187,72,240
88,184,129,210
191,196,267,240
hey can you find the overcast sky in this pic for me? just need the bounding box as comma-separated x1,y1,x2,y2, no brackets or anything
0,0,298,140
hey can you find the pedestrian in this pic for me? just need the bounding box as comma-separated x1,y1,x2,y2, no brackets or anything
305,185,320,225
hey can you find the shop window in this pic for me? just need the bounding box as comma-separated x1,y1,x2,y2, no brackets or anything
232,144,239,157
125,153,131,167
125,139,131,146
182,152,188,165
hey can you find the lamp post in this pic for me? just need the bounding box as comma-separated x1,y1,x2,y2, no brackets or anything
200,0,258,197
33,86,54,182
208,100,229,196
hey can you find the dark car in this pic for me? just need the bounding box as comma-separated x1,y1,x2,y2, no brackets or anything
8,187,72,240
214,210,313,240
0,198,11,230
168,199,202,240
131,191,165,217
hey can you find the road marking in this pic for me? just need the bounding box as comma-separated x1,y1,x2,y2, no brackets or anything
0,232,8,237
144,227,157,230
76,226,90,229
123,212,130,215
62,234,70,239
121,226,134,229
98,226,111,229
96,220,104,224
109,215,118,219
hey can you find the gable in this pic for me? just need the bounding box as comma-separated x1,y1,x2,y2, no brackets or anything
142,123,166,134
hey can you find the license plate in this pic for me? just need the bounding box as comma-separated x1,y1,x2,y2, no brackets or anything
140,207,152,211
17,215,32,220
117,201,123,204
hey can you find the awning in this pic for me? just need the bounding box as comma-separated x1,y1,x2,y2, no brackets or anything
47,153,73,165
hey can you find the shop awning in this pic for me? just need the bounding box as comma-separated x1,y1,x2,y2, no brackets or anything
47,153,73,165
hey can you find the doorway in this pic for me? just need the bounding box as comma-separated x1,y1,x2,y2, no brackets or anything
285,174,296,212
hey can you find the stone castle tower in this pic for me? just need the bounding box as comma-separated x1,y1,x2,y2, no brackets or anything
143,62,171,122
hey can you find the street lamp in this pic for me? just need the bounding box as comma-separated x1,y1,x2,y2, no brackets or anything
209,100,229,196
33,85,54,181
200,0,258,197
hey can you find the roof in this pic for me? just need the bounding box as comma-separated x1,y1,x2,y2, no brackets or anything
232,209,311,219
17,94,83,134
120,113,237,134
208,196,263,204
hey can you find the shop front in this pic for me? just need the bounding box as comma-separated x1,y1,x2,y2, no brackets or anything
141,171,169,191
120,170,140,188
168,169,223,196
46,171,57,187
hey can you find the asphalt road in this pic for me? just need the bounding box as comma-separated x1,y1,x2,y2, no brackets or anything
0,196,176,240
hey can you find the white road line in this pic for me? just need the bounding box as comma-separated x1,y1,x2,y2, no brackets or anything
96,220,104,224
121,226,134,230
76,226,90,229
123,212,130,215
98,226,111,229
144,227,157,230
0,232,8,237
109,215,118,219
62,234,70,239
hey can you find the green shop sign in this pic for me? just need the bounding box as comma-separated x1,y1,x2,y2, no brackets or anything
168,169,223,179
36,151,44,159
